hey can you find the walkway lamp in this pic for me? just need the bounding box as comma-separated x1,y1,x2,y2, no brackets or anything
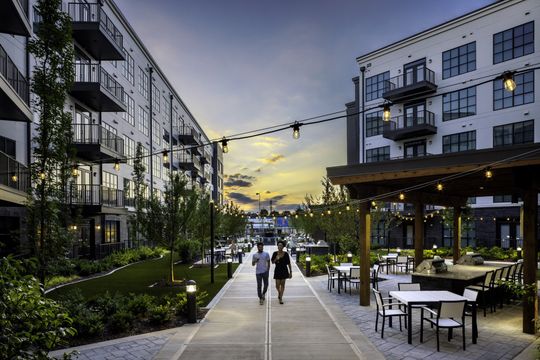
227,257,233,278
517,246,522,260
305,256,311,277
186,280,197,323
347,251,353,263
238,248,243,264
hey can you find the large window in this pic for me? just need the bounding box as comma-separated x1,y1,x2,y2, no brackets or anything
153,154,162,179
493,70,534,110
141,146,149,173
443,86,476,121
102,171,118,189
366,71,389,101
493,120,534,147
443,131,476,154
442,42,476,79
152,121,161,147
122,93,135,126
138,106,149,136
104,221,119,243
122,48,134,85
366,146,390,163
123,135,135,166
365,111,384,137
138,66,149,99
152,83,160,113
493,195,512,203
493,21,534,64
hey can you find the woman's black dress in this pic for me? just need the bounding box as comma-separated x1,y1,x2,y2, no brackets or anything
272,251,290,279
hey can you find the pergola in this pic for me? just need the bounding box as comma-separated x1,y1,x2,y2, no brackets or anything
327,143,540,334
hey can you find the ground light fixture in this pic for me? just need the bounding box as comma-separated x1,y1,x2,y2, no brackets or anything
227,257,233,279
517,246,522,259
397,247,401,254
291,122,301,139
347,251,353,262
305,256,311,277
221,138,229,153
186,280,197,323
501,71,517,92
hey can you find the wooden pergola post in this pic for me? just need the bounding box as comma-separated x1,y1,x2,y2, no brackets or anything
358,202,371,306
522,188,538,334
453,207,462,264
414,202,424,269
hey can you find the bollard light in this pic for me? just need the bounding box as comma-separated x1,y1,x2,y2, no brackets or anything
347,251,353,263
306,256,311,277
227,257,233,278
238,248,243,264
517,246,522,260
396,247,401,254
186,280,197,323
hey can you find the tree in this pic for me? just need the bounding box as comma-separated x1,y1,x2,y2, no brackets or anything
219,202,247,239
130,142,146,248
188,192,214,263
27,0,76,285
370,201,402,251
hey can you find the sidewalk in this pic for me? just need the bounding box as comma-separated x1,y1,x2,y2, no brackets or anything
52,247,384,359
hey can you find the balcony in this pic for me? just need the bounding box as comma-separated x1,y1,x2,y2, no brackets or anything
0,0,31,36
178,153,199,172
0,44,31,121
0,150,29,205
72,123,126,163
68,184,126,214
71,62,126,112
382,67,437,103
178,126,199,146
382,110,437,141
67,2,124,60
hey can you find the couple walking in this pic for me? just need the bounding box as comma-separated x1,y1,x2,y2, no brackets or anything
252,241,292,305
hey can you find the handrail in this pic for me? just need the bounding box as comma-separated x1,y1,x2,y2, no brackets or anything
384,110,436,131
0,150,29,193
384,67,436,92
67,2,123,50
74,61,126,105
71,123,125,155
69,184,124,207
0,43,29,104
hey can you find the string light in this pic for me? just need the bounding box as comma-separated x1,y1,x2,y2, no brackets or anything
485,167,493,179
436,182,443,191
71,165,79,177
39,171,46,180
326,208,331,215
11,173,17,182
382,103,391,121
346,204,350,211
292,122,301,139
114,161,120,171
399,192,405,201
162,150,169,164
501,71,516,92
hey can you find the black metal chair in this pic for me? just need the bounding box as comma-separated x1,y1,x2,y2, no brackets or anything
420,300,467,352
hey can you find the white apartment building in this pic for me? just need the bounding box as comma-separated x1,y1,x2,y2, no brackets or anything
345,0,538,249
0,0,223,258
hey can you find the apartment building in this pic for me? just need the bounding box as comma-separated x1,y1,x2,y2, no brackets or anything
0,0,223,258
345,0,538,249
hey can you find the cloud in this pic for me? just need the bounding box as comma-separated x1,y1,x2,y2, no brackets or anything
270,194,287,203
227,192,256,204
224,173,256,188
260,154,285,164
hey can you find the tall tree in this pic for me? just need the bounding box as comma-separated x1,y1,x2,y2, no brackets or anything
131,142,146,247
27,0,76,285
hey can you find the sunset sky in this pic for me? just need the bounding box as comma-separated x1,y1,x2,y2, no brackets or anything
115,0,494,212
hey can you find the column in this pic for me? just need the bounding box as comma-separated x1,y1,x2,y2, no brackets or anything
358,202,371,306
414,202,424,269
453,207,462,264
522,189,537,334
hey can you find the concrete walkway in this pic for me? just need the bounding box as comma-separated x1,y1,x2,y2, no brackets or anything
52,247,384,359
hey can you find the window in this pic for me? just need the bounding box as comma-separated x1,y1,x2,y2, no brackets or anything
404,140,426,158
124,178,135,207
365,111,384,137
102,122,116,135
153,154,162,179
102,171,118,189
494,70,534,110
366,146,390,163
122,94,135,126
467,197,476,205
493,120,534,147
104,221,119,243
442,131,476,153
138,66,149,99
152,121,161,147
443,86,476,121
0,136,16,157
442,42,476,79
121,49,134,85
163,95,170,121
123,135,135,166
138,106,149,136
152,84,160,113
366,71,389,101
141,146,149,173
493,21,534,64
493,195,512,203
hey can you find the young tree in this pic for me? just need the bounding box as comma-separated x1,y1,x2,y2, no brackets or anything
131,142,146,248
188,192,214,263
219,202,247,239
27,0,76,285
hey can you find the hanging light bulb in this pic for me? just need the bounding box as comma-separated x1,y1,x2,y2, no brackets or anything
11,172,18,182
436,182,443,191
485,167,493,179
327,208,331,215
292,122,301,139
346,204,350,211
382,103,391,121
399,192,405,201
39,171,46,180
502,71,516,92
114,161,120,171
162,150,169,164
309,212,313,218
221,138,229,153
371,200,376,207
71,165,79,177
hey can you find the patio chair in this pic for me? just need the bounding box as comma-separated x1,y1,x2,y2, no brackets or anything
466,270,494,316
420,300,467,352
396,256,411,273
373,288,407,339
348,267,360,295
371,264,380,290
325,264,340,292
377,254,388,273
397,283,428,316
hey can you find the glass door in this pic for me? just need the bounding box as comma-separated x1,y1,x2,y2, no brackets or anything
404,102,426,127
404,140,426,158
403,59,426,86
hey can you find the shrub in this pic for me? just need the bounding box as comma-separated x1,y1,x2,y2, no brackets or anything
109,310,134,333
91,291,125,316
126,293,155,317
71,308,105,338
177,240,200,263
148,303,173,325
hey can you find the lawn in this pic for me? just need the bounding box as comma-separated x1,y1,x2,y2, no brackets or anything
47,253,238,306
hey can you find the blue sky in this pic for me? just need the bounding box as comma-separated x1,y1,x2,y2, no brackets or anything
115,0,495,212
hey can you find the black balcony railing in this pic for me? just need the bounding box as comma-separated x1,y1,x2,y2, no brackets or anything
384,110,435,131
384,67,436,92
72,123,124,156
69,184,124,207
0,150,29,193
0,43,29,104
74,61,126,105
67,2,123,50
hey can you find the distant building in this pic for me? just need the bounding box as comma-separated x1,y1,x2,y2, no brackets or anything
345,0,538,249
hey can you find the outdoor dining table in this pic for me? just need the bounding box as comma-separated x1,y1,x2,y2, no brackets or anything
381,254,397,274
388,290,477,345
332,265,359,294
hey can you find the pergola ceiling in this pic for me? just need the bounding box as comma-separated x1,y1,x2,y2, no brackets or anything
327,143,540,206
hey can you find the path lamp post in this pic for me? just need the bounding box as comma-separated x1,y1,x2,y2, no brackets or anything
306,256,311,277
517,246,522,260
238,248,243,264
347,251,353,263
432,244,438,258
227,257,233,279
256,192,261,238
210,201,215,284
186,280,197,323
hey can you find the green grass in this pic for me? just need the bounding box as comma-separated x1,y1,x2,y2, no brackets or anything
47,254,238,306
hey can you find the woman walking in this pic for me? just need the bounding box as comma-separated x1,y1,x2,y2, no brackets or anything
271,240,292,304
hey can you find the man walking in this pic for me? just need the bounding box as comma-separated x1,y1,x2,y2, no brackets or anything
252,242,270,305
